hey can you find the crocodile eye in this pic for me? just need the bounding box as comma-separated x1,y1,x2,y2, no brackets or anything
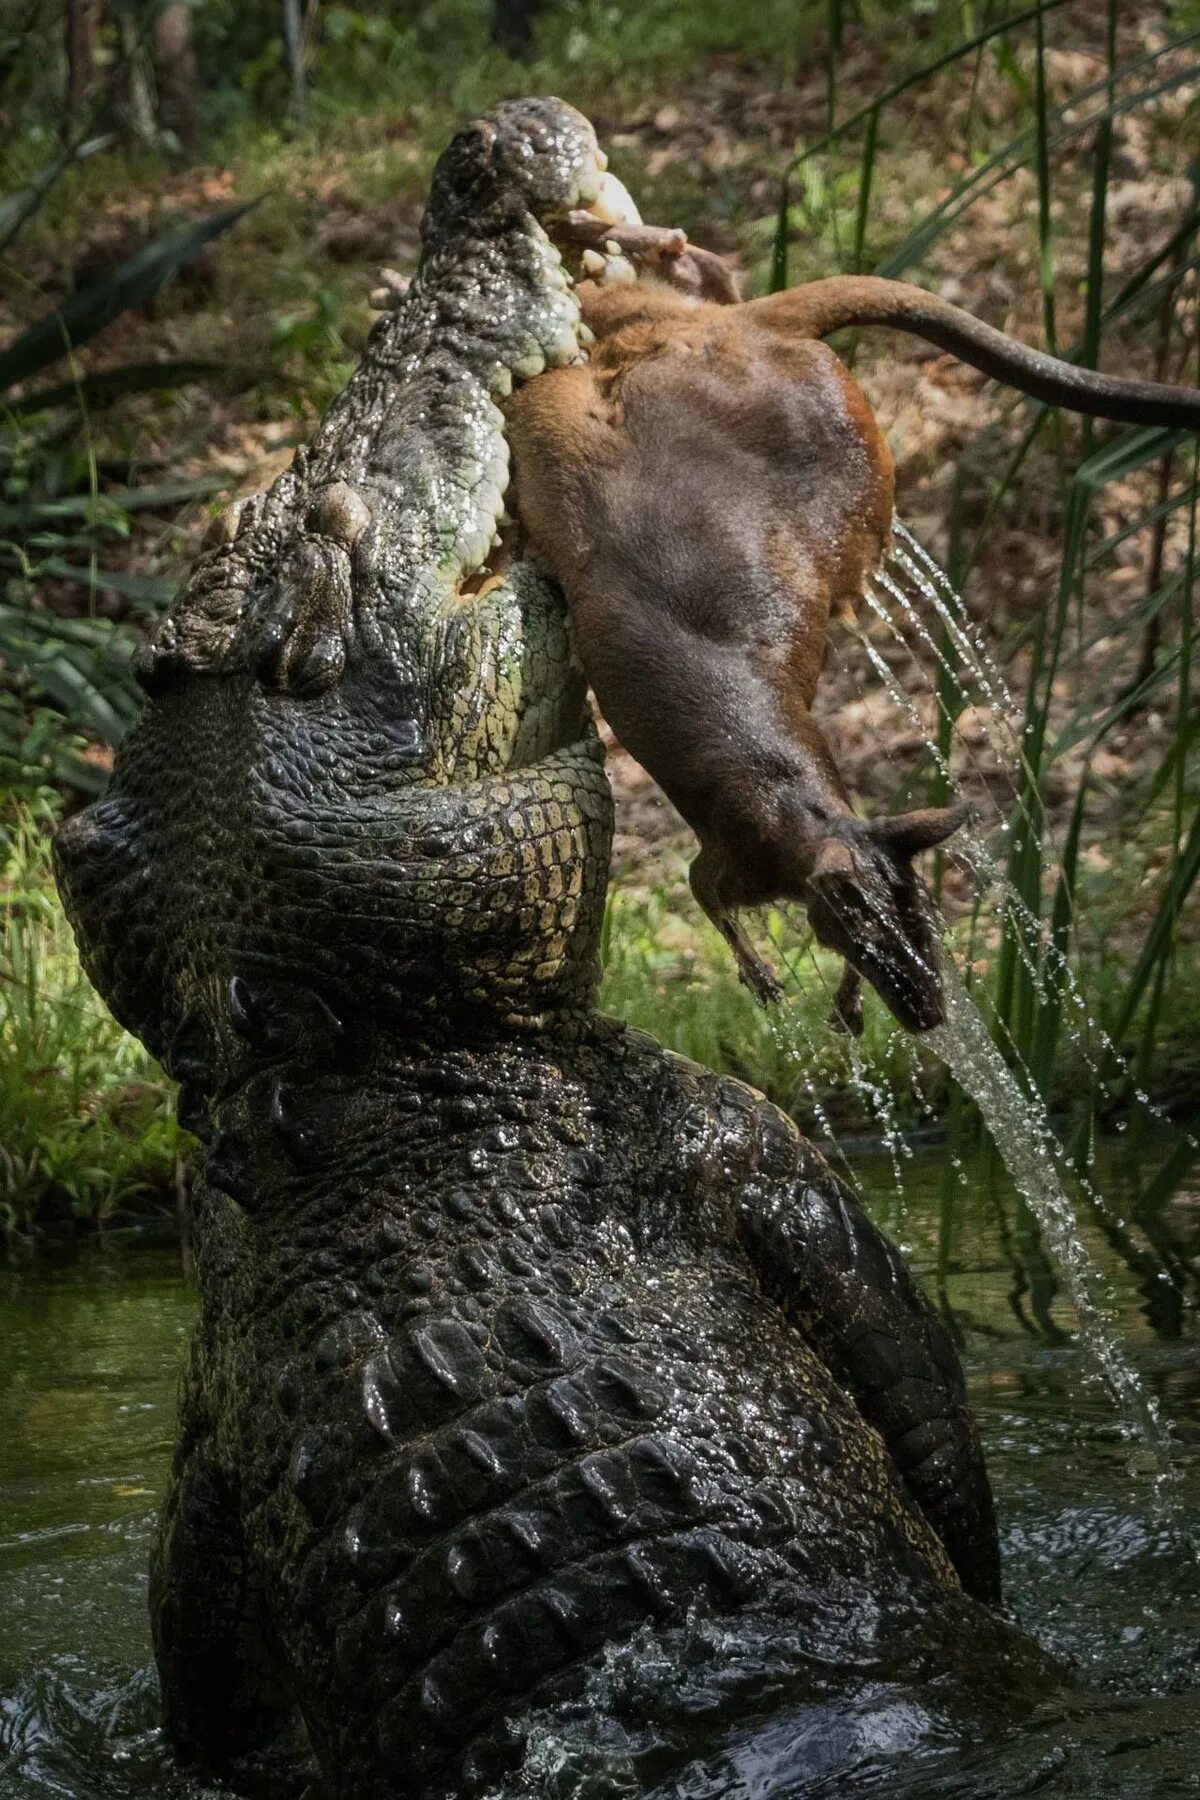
307,482,371,548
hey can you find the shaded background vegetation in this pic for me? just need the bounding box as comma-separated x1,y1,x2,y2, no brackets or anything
1,0,1198,1232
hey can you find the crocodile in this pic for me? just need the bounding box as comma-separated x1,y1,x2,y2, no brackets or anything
54,97,1044,1800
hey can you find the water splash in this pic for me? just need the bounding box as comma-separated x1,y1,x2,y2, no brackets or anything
787,523,1196,1491
924,963,1175,1490
859,532,1196,1151
848,1034,914,1193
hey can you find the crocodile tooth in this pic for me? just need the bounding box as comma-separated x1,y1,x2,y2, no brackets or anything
601,253,637,286
544,324,582,368
460,530,491,573
589,169,642,225
472,486,504,528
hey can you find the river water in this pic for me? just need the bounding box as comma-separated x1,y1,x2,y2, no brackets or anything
2,1144,1198,1798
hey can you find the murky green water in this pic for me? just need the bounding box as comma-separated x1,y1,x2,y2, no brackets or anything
1,1145,1197,1798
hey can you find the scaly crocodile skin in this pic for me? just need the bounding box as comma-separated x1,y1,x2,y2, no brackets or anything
54,97,1022,1800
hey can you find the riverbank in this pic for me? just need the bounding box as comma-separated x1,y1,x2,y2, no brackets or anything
4,809,1197,1234
3,1,1198,1229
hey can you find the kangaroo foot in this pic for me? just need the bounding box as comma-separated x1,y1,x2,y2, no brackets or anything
733,943,786,1007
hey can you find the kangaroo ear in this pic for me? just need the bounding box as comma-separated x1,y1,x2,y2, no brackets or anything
870,802,972,859
808,837,858,885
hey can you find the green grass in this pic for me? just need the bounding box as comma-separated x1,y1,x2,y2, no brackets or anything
3,2,1199,1221
4,801,1197,1235
599,875,941,1138
1,807,182,1233
771,6,1200,1160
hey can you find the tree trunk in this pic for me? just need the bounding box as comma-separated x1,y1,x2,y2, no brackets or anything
115,7,158,146
154,1,199,157
65,0,100,113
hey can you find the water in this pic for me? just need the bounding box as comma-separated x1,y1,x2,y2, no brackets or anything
0,1236,214,1799
2,1152,1197,1798
926,969,1175,1488
852,533,1193,1480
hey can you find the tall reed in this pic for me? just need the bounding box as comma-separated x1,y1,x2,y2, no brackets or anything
775,5,1200,1231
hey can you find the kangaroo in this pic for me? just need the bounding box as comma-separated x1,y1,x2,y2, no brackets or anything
504,248,1200,1031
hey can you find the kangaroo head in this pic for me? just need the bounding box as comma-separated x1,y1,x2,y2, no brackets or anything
803,803,970,1032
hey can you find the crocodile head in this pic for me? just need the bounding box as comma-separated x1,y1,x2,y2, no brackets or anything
53,98,636,1134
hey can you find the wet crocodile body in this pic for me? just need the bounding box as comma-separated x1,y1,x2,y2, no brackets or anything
55,97,1033,1800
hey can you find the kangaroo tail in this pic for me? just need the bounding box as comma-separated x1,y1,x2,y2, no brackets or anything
745,276,1200,429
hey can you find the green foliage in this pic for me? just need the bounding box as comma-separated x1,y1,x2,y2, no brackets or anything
2,0,1197,1222
599,877,943,1138
779,7,1200,1197
0,805,182,1234
0,202,248,793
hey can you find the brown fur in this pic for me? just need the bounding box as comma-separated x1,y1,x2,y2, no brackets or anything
506,281,956,1026
504,269,1200,1027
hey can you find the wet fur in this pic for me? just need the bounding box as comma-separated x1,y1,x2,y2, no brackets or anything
506,282,949,1027
506,273,1200,1028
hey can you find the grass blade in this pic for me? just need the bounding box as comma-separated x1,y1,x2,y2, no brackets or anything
0,203,256,392
788,0,1074,173
7,359,220,418
770,174,791,294
876,43,1200,280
